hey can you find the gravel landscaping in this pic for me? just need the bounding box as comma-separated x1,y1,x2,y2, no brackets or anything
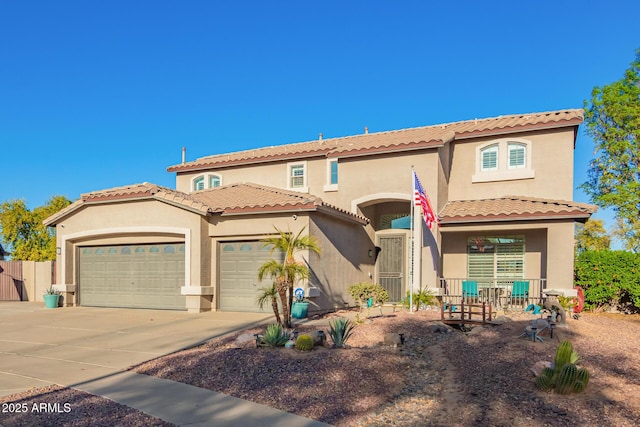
2,308,639,426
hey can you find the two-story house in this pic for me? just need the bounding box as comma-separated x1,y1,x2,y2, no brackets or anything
45,109,595,313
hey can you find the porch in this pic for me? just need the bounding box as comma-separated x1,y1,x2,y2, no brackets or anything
438,278,546,308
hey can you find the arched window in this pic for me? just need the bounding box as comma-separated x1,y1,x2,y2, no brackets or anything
192,174,222,191
193,176,205,191
209,174,222,188
480,145,499,171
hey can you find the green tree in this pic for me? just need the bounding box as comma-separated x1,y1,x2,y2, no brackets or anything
612,216,640,253
575,219,611,253
0,196,71,261
582,49,640,252
257,226,320,328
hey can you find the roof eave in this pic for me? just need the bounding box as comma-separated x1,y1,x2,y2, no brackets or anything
439,211,593,225
454,118,584,140
327,141,446,159
168,151,331,173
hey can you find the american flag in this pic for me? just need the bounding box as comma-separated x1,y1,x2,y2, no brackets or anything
413,171,438,230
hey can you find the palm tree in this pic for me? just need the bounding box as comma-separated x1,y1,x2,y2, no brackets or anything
256,284,282,326
257,226,320,327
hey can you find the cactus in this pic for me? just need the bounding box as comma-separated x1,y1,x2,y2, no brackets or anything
554,340,574,367
556,363,578,394
535,374,554,390
535,340,589,395
576,367,590,387
573,380,587,393
296,334,314,351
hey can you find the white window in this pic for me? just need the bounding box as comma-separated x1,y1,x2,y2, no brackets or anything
481,145,499,171
287,161,308,192
330,160,338,185
192,174,223,192
508,143,526,169
473,138,534,183
193,176,205,191
209,174,222,188
324,158,339,192
467,236,525,282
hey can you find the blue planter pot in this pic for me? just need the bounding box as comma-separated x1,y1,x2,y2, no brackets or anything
291,302,309,319
43,294,60,309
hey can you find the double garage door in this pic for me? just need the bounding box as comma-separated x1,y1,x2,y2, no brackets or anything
219,241,281,312
78,243,186,310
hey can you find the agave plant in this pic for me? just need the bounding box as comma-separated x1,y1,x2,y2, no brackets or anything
260,323,290,347
328,317,356,348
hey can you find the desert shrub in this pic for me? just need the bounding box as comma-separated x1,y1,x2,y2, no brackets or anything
403,288,436,311
260,323,289,347
574,250,640,312
347,282,389,309
328,317,355,348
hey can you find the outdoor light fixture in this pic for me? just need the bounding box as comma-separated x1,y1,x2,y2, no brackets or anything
56,247,61,255
368,249,373,257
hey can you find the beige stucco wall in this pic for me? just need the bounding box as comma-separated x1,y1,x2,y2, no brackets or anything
207,211,370,313
440,220,575,293
20,261,54,302
53,199,206,292
448,129,576,201
308,214,374,311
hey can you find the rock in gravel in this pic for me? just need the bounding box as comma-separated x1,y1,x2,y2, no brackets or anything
234,333,257,349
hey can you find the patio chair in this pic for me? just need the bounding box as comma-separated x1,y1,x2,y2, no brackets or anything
509,280,529,307
462,280,480,303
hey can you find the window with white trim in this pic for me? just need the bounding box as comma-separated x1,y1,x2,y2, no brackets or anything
209,174,222,188
508,143,526,169
467,236,525,283
192,173,223,191
330,159,338,185
324,158,339,192
287,161,308,192
473,138,534,183
481,145,499,171
193,176,205,191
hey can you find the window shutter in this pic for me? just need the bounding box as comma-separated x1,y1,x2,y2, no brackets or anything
481,147,498,170
508,144,525,168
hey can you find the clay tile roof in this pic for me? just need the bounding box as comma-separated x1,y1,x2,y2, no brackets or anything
439,196,597,224
444,109,584,138
189,183,369,223
167,109,583,172
44,182,368,226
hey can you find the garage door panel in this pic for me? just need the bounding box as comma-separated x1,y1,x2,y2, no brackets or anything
219,241,282,312
79,243,186,310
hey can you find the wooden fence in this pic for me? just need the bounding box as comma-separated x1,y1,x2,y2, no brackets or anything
0,261,24,300
0,261,55,302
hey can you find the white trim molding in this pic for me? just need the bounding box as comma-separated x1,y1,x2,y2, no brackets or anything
472,138,535,183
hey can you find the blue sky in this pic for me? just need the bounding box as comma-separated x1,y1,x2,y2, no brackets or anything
1,1,638,238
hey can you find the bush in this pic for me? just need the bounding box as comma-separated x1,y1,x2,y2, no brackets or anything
403,288,435,311
328,317,355,348
347,282,389,309
574,250,640,312
260,323,290,347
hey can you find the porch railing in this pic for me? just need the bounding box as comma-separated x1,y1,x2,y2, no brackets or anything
438,278,546,308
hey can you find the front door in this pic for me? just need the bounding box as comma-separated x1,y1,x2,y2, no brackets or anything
376,233,407,302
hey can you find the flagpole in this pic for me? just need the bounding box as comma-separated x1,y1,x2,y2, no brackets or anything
409,167,414,313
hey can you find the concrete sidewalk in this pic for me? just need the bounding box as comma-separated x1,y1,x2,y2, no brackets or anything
0,302,333,426
74,371,331,427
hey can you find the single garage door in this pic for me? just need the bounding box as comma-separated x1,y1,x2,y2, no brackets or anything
219,241,282,312
78,243,186,310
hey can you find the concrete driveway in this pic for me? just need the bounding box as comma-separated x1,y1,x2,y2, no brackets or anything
0,302,272,398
